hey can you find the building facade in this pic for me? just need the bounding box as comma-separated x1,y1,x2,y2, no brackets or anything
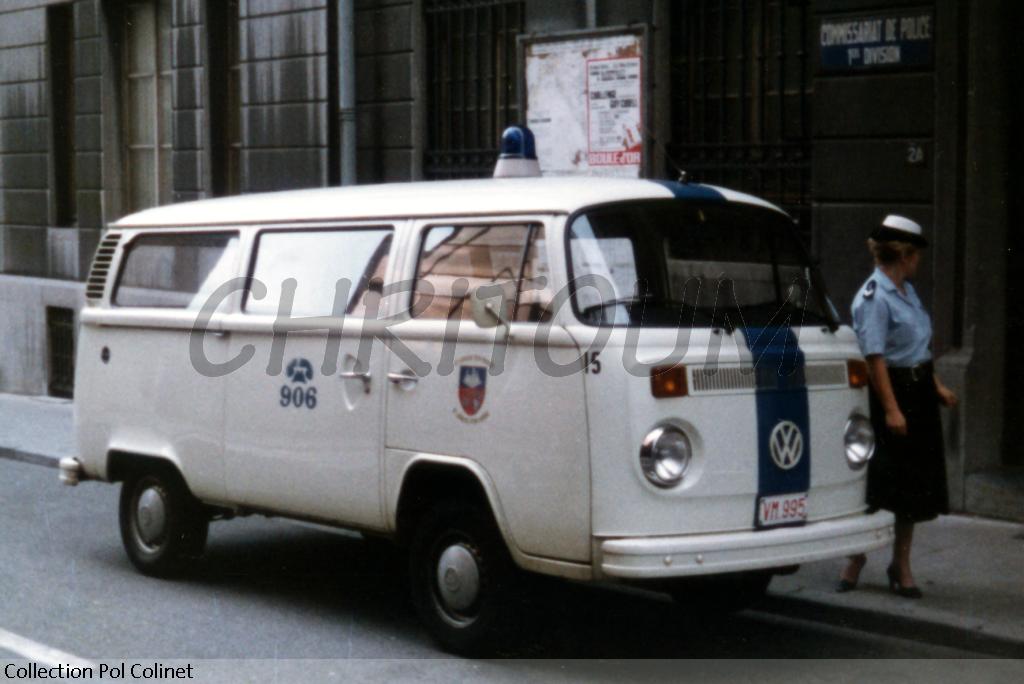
0,0,1019,518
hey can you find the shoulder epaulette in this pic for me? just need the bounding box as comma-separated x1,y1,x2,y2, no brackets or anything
863,280,876,300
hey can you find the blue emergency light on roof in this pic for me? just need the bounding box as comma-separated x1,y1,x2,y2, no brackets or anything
493,125,542,178
499,126,537,160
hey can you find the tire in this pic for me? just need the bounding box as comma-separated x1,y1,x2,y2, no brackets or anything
409,501,520,656
118,467,209,577
669,570,772,622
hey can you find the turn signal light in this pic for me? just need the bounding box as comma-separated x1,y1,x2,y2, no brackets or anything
847,359,869,388
651,365,688,398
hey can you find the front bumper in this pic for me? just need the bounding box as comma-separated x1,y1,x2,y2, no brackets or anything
598,510,895,579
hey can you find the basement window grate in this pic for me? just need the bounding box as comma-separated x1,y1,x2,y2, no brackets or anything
46,306,75,399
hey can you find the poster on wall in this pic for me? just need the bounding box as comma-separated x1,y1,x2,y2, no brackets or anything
524,32,644,177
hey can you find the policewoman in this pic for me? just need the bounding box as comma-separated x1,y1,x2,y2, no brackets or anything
837,215,958,598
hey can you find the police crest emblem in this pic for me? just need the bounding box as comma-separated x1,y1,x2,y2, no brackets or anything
458,366,487,417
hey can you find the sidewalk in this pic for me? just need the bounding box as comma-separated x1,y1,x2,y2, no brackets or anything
0,392,73,467
1,392,1022,656
763,515,1024,656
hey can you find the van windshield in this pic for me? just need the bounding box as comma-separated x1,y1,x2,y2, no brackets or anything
568,200,838,329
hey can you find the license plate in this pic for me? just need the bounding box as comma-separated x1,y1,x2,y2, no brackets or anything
757,492,808,527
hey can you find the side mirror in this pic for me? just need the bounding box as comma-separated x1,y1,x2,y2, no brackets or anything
470,286,510,330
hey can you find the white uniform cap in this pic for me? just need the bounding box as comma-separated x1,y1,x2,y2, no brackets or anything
874,214,928,247
883,214,923,237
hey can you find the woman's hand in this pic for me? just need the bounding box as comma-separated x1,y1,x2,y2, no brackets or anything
936,382,959,408
885,407,908,436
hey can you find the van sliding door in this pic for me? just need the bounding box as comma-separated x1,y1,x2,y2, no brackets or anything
222,226,395,528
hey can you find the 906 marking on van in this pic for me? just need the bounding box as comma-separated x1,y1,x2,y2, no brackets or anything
280,357,318,409
279,385,317,410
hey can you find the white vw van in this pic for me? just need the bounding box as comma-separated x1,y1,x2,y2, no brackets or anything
64,157,893,653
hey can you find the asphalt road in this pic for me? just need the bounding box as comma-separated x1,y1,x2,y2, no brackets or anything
1,458,1020,681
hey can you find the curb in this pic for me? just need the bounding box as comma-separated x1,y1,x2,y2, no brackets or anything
0,448,58,469
757,593,1024,658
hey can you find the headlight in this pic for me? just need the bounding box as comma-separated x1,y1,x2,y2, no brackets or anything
640,426,692,488
844,414,875,469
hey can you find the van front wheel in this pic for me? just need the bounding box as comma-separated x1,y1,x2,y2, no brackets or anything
409,502,519,656
119,469,208,577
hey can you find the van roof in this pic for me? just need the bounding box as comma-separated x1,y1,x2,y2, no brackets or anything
111,177,787,228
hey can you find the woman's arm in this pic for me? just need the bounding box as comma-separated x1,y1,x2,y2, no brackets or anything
934,374,959,408
866,354,907,436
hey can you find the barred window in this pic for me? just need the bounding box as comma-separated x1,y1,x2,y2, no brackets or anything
48,4,76,226
424,0,525,179
207,0,240,197
122,0,173,212
669,0,813,240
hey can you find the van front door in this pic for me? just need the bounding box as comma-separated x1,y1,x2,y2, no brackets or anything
222,226,395,528
384,220,591,562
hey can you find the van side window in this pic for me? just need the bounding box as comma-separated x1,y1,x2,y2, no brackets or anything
413,224,552,322
245,228,393,318
114,233,238,310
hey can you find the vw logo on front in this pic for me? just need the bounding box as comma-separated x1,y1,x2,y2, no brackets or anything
769,420,804,470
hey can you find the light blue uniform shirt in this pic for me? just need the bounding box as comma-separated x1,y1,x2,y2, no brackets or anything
851,267,932,367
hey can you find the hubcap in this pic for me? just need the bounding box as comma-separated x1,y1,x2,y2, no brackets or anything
435,543,480,614
135,485,167,547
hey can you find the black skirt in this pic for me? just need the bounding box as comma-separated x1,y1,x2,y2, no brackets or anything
866,362,949,523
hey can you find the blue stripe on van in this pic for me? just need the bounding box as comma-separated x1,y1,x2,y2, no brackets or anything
650,180,727,203
741,326,811,530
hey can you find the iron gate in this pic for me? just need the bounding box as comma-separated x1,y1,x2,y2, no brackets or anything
669,0,813,238
424,0,525,179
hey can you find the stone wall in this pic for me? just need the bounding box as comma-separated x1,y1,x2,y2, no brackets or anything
356,0,417,182
0,1,1016,520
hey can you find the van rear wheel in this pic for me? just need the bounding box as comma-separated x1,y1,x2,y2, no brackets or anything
118,468,208,577
409,502,520,656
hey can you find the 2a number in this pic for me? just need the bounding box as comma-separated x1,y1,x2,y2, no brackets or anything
906,143,925,165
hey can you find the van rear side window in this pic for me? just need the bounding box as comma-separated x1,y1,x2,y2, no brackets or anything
114,233,238,309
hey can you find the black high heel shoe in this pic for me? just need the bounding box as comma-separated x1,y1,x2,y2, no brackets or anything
835,578,857,593
886,564,923,599
836,556,866,593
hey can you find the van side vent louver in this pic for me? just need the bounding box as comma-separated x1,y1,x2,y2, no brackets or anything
85,232,122,302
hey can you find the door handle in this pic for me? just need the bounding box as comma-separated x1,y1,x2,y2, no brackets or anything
339,370,372,394
387,371,420,390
